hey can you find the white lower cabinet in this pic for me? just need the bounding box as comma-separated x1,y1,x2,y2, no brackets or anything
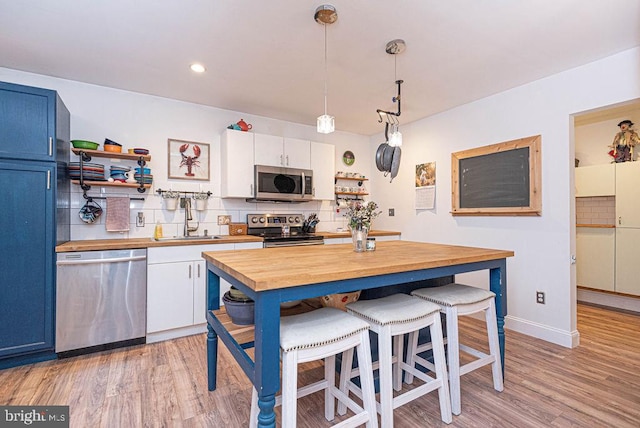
324,234,400,245
576,227,615,292
147,260,201,332
615,228,640,296
324,237,349,245
147,243,237,342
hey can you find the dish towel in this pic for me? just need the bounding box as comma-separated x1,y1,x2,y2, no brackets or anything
106,197,130,232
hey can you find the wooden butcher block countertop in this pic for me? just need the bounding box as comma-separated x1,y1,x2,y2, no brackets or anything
202,240,514,292
55,235,263,252
55,230,400,252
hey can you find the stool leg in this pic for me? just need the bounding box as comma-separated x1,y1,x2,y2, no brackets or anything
404,330,419,385
356,329,379,428
378,324,395,428
486,299,504,392
337,348,355,416
393,334,403,391
445,306,462,415
325,355,336,421
249,388,258,428
281,350,299,428
430,315,452,424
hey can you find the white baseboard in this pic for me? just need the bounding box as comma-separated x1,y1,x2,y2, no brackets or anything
505,315,579,348
577,289,640,313
146,323,207,344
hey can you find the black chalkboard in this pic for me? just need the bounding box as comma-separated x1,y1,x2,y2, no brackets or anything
459,147,530,208
451,135,541,216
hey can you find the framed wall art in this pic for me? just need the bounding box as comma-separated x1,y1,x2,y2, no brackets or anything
167,138,210,181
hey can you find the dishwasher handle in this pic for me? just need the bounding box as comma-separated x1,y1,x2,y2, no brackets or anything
57,255,147,265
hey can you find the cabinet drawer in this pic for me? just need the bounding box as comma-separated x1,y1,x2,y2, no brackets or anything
148,243,234,264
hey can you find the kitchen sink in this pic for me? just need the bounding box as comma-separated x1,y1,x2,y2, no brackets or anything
152,235,222,241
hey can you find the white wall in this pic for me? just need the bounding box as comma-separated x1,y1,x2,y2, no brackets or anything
371,47,640,347
0,67,370,238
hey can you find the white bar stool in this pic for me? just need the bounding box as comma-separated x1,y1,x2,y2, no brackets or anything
249,307,378,428
341,293,452,427
411,283,504,415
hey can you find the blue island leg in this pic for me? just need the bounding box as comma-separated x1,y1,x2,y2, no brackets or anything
207,324,218,391
206,266,221,391
490,262,507,376
253,294,281,428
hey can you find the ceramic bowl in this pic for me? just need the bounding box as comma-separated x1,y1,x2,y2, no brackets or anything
222,292,254,325
71,140,99,150
104,144,122,153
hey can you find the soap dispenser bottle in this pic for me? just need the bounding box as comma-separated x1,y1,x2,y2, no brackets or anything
154,221,163,239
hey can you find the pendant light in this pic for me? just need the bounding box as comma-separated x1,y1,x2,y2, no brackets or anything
315,5,337,134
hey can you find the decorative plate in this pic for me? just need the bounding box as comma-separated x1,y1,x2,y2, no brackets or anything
342,150,355,166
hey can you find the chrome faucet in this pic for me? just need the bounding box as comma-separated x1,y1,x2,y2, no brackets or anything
182,197,199,237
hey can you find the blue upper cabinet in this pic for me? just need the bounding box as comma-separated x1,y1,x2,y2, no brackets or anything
0,82,58,162
0,81,69,368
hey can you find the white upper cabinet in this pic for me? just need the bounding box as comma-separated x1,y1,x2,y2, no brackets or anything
254,133,284,167
221,129,254,198
284,138,311,169
254,134,311,169
310,141,335,200
615,161,640,228
575,164,615,197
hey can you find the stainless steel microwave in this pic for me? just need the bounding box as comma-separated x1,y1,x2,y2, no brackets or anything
252,165,313,202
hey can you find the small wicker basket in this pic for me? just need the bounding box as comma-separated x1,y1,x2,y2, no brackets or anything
320,291,361,311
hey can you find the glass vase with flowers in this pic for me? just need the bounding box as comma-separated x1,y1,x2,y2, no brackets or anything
345,200,381,252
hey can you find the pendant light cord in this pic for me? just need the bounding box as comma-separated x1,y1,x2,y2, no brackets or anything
323,22,328,115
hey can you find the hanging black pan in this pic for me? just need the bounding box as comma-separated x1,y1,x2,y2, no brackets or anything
389,146,401,181
376,142,387,171
382,143,394,172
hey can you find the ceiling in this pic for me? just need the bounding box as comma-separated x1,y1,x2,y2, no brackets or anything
1,1,639,135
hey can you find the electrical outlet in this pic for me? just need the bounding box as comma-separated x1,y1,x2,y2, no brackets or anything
217,215,231,225
136,212,145,227
389,208,395,216
536,291,545,304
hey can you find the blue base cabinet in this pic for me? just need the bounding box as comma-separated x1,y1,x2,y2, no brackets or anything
0,81,70,369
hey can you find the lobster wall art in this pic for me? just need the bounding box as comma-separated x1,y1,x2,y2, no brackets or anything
168,139,210,181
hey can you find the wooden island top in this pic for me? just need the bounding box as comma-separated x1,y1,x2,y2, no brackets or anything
202,240,514,292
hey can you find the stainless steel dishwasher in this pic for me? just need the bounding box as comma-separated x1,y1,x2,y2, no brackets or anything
56,249,147,356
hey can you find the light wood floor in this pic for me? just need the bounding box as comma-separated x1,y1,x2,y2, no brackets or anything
1,303,639,427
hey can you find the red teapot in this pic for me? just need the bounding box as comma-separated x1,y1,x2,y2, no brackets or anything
237,119,252,132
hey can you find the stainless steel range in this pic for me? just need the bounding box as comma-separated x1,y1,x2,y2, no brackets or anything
247,213,324,247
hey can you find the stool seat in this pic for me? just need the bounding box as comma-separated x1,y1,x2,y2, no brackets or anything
343,294,452,427
280,307,370,352
250,307,378,428
411,283,503,416
412,283,495,306
346,293,442,325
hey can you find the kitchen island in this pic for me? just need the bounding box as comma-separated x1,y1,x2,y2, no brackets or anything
203,240,513,428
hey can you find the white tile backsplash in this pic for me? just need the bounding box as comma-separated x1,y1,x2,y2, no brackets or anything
575,196,615,225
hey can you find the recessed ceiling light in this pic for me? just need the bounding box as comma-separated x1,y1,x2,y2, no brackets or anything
190,63,206,73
